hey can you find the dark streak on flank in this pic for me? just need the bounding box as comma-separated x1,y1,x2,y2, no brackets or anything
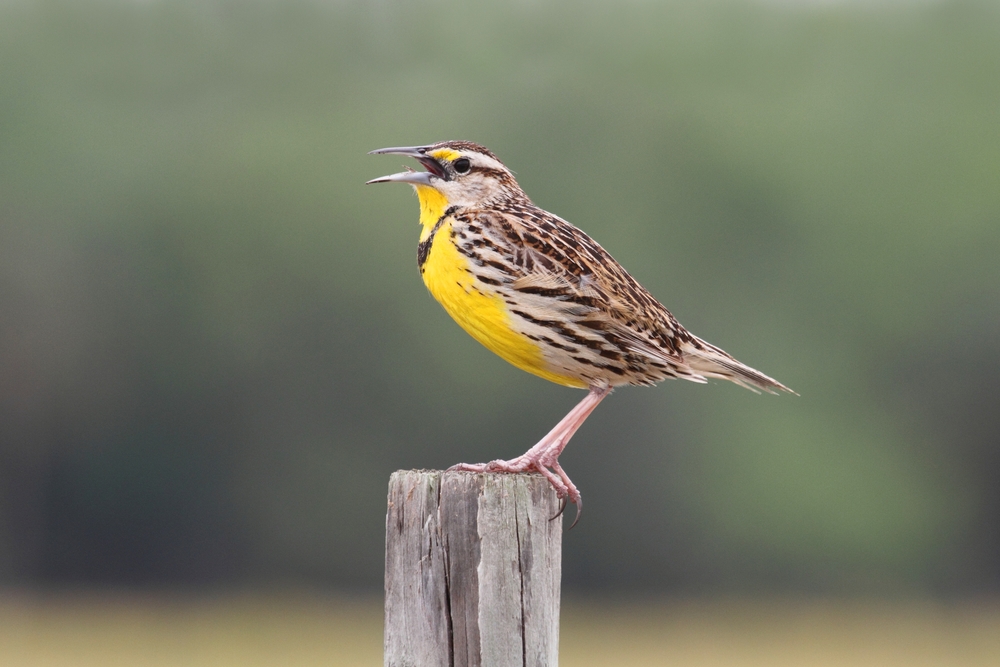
475,274,503,286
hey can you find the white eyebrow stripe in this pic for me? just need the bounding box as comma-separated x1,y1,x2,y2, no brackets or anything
473,154,508,172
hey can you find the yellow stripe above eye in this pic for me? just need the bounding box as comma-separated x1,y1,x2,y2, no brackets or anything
429,148,461,162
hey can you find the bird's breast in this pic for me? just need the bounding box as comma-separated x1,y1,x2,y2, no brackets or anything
419,217,586,388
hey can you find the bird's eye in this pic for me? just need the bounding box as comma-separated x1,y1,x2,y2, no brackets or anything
453,158,471,174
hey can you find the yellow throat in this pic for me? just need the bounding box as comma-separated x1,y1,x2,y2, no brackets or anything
412,185,585,388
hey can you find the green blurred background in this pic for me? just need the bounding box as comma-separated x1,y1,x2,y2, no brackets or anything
0,0,999,661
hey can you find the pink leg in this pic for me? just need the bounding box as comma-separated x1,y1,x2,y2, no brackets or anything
449,384,612,525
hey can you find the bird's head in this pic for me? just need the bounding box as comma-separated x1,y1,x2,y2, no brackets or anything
367,141,523,210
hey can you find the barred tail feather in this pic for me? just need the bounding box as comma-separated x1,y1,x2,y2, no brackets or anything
680,337,796,395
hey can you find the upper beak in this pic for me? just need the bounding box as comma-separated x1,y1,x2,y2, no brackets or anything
366,144,440,185
369,145,431,158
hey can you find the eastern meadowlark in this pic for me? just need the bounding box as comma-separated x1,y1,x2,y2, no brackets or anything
368,141,793,523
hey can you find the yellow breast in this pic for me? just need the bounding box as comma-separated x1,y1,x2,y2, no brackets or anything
414,186,585,389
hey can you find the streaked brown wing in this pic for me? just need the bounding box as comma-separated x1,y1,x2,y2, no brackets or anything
478,207,690,366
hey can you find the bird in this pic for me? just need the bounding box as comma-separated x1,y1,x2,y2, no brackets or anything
367,140,793,525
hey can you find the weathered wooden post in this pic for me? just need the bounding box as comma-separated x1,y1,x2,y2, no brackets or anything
385,470,562,667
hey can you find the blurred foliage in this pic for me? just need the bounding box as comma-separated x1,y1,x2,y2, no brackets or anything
0,0,998,594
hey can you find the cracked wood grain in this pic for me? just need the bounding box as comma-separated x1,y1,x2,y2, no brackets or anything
385,470,562,667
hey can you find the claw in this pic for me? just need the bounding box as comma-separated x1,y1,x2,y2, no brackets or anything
549,494,582,528
568,497,582,529
550,496,568,521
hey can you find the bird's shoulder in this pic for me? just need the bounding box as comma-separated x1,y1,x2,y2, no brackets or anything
451,200,610,278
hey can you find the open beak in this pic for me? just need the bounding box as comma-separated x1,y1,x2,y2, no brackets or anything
366,144,446,185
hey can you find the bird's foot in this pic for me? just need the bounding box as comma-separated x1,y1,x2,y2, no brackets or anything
448,455,582,527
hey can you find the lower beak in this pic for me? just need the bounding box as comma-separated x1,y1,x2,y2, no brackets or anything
366,170,433,186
